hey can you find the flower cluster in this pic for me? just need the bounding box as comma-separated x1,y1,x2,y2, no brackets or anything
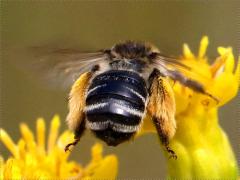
168,36,239,179
0,115,118,179
140,36,239,178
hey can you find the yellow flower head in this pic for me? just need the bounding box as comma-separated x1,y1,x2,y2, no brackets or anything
174,36,239,114
138,37,239,179
169,37,239,179
0,115,118,179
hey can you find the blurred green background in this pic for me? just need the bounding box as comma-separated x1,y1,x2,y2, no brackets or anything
1,1,239,178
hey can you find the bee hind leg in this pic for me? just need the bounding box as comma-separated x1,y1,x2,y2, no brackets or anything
153,117,177,159
65,71,92,152
165,142,177,159
65,138,80,152
65,119,86,152
147,71,177,159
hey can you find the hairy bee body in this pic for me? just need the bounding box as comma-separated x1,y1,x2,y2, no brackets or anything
86,70,147,146
61,41,215,158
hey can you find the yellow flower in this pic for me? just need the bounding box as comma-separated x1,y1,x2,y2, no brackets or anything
0,115,118,179
168,36,239,179
141,37,239,179
174,36,239,113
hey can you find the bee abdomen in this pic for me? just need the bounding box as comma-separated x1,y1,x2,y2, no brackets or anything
85,70,147,145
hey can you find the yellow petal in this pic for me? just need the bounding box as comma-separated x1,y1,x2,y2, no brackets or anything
183,43,195,59
20,123,36,152
47,115,60,152
224,48,235,73
91,143,103,162
210,55,226,77
87,155,118,180
217,47,235,73
36,118,46,155
218,47,230,55
85,143,108,176
198,36,209,59
0,129,19,158
17,139,26,159
208,72,239,106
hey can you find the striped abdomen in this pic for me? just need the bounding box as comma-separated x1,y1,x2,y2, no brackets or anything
85,70,147,146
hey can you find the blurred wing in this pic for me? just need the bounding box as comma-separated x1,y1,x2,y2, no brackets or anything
152,53,211,81
154,53,191,70
29,48,108,90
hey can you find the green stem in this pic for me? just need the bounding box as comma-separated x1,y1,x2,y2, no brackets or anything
167,108,238,179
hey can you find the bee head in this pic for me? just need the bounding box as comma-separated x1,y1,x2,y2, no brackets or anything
107,41,159,61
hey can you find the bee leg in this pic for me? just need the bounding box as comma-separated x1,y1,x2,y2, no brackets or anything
165,70,219,103
65,119,86,152
147,71,177,159
65,139,79,152
153,117,177,159
65,72,93,152
165,144,177,159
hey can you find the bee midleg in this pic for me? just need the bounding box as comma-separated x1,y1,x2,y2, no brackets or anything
65,71,93,152
147,70,177,159
165,69,219,102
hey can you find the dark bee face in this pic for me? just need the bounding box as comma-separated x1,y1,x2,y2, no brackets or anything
106,41,158,72
112,41,152,59
111,41,157,59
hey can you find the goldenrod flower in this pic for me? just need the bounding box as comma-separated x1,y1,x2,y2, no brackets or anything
0,115,118,179
141,37,239,179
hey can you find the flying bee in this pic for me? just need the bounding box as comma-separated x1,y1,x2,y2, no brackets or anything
35,41,218,158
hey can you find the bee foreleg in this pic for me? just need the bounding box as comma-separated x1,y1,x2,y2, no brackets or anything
165,69,219,103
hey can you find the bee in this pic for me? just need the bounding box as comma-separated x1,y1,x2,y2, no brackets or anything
37,41,218,158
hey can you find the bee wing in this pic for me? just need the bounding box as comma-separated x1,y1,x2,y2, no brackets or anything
151,53,219,102
152,53,211,82
28,47,108,90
